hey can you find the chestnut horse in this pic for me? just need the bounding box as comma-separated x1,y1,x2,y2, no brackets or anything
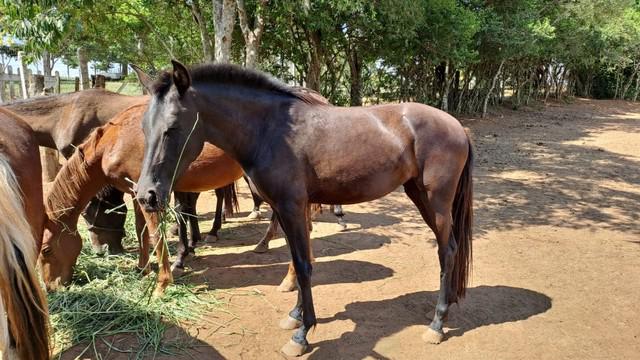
3,88,215,253
136,62,473,356
0,109,50,360
40,103,242,295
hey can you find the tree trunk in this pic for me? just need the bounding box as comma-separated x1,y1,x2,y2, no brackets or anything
482,60,504,118
42,51,52,77
348,46,362,106
77,46,90,90
18,51,29,99
633,74,640,102
305,29,322,91
213,0,235,63
236,0,267,69
191,0,214,62
121,62,128,77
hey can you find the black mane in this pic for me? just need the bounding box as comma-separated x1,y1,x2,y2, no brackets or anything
152,63,326,105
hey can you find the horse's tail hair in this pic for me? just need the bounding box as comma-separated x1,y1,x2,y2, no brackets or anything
223,182,239,217
451,137,474,302
0,155,50,360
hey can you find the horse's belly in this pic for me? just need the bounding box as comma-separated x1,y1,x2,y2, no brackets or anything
309,153,417,204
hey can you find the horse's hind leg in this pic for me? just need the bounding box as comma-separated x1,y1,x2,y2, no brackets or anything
245,176,264,219
331,204,347,231
253,212,279,253
404,176,458,344
185,192,202,247
205,188,224,243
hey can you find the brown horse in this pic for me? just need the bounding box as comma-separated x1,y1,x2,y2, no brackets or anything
3,89,145,253
40,103,243,295
135,62,473,356
3,89,216,254
0,109,50,360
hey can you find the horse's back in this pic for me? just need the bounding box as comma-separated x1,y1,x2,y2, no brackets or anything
293,102,469,204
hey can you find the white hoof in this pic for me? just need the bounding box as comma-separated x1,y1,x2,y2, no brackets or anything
280,339,307,357
205,234,218,243
247,210,263,220
279,315,303,330
422,327,444,344
277,278,297,292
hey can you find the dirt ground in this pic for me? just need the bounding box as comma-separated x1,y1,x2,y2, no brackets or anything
86,99,640,359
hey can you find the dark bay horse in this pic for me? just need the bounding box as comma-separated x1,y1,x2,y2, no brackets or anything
0,109,50,360
41,103,242,295
3,90,213,253
135,62,473,356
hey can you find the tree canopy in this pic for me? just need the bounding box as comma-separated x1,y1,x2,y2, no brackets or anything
2,0,639,109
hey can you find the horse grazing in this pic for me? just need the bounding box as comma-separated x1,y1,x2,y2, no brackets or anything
0,109,50,360
3,89,145,253
41,103,242,295
135,61,473,356
3,87,211,254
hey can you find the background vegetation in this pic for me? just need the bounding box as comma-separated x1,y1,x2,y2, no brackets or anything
2,0,640,114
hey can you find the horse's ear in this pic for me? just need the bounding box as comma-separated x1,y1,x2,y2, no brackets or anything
171,59,191,96
130,64,153,93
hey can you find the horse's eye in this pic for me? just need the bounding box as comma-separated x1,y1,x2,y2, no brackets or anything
41,246,53,256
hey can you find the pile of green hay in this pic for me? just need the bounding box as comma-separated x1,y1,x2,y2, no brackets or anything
47,208,220,358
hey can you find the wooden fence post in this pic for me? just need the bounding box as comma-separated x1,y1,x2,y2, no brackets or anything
30,74,45,97
74,77,80,92
54,71,61,94
18,51,29,99
7,66,14,100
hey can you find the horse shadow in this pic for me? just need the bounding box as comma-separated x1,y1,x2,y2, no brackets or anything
308,285,552,359
195,208,401,249
186,231,392,269
184,257,394,291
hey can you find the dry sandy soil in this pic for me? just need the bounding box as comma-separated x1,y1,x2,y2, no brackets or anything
77,99,640,359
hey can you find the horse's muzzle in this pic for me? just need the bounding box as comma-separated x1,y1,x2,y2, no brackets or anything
137,188,162,212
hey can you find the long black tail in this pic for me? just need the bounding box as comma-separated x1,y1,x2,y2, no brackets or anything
222,182,239,217
451,139,474,301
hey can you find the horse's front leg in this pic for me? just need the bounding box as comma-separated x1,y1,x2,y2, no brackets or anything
141,210,173,296
133,201,149,274
172,192,190,270
274,201,316,356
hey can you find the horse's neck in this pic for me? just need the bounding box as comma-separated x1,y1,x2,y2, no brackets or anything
46,152,107,226
194,86,291,164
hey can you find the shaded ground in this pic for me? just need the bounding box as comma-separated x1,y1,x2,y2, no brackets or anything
75,99,640,359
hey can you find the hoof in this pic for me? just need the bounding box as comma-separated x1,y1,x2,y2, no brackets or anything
279,315,303,330
170,262,185,273
280,339,307,357
422,328,444,344
253,242,269,253
247,210,263,220
277,278,296,292
338,220,347,232
205,234,218,243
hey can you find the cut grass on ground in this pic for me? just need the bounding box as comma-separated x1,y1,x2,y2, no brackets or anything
48,206,221,359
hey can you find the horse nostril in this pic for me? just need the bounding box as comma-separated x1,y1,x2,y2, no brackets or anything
146,190,158,207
